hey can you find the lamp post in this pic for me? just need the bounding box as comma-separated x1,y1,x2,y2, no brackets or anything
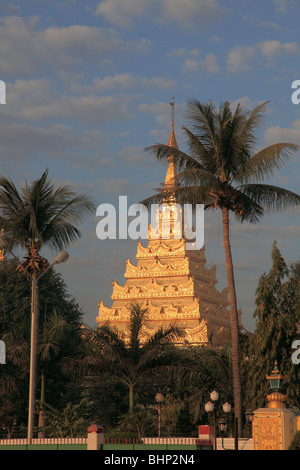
204,392,231,451
218,418,227,449
204,390,218,450
155,393,164,438
266,361,286,408
0,234,69,443
245,409,253,438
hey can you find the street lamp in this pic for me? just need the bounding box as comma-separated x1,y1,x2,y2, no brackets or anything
205,390,218,450
245,409,253,438
204,401,214,413
210,390,219,402
266,361,284,392
223,402,231,414
0,234,69,443
204,392,232,451
155,393,164,438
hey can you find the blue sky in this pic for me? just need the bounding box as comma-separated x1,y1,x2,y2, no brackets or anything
0,0,300,332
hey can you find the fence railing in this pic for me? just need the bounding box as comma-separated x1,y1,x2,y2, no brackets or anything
0,435,253,450
0,437,87,446
104,437,143,445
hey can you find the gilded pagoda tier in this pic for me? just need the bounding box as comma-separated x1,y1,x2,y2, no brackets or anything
97,238,234,346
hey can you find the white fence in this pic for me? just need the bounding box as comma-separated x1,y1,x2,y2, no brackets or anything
0,437,87,446
143,437,198,445
143,436,253,450
0,436,253,450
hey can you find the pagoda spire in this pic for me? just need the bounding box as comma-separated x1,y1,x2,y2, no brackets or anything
164,97,178,189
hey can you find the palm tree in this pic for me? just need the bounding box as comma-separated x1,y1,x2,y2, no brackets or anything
0,169,95,440
81,304,183,413
143,99,300,435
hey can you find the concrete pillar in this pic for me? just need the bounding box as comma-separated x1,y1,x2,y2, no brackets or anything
87,424,104,451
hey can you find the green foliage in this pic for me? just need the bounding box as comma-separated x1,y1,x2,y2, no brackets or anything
79,303,185,413
289,431,300,450
108,410,156,439
242,242,300,409
0,258,86,433
160,396,195,437
39,399,89,438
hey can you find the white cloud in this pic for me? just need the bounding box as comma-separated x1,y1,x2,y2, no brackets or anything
226,45,255,73
226,40,299,73
0,16,150,78
160,0,226,29
3,79,136,125
70,73,175,94
201,53,220,73
264,120,300,149
96,0,226,29
183,53,220,74
259,40,299,65
95,0,151,28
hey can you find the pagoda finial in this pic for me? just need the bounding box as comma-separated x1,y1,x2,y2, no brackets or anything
168,97,178,149
164,97,178,191
169,96,175,128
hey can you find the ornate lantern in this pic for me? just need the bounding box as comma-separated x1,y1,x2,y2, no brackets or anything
266,361,286,408
266,361,284,392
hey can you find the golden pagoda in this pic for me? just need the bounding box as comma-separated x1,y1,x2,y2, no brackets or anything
97,99,235,346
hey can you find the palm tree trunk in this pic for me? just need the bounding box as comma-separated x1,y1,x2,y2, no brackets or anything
222,207,242,437
38,372,45,438
129,384,134,413
27,275,39,442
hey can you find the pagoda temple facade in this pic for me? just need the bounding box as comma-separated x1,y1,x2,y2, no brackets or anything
97,100,238,346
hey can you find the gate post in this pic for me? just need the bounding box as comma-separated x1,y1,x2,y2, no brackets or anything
253,362,299,450
87,424,104,450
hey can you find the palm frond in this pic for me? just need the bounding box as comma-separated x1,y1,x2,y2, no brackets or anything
240,183,300,212
0,169,95,251
234,143,299,183
145,143,198,172
182,126,215,171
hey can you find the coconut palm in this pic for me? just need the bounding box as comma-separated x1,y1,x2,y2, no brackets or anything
143,99,300,435
0,169,95,439
81,304,184,413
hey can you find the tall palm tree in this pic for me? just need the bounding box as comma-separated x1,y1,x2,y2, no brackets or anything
82,304,184,413
0,169,95,440
143,99,300,435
